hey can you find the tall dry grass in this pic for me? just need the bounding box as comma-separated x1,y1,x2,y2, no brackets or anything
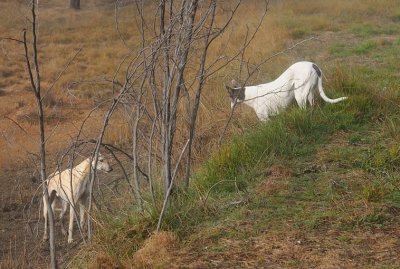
0,0,399,167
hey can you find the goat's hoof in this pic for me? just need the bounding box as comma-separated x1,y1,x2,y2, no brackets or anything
43,235,49,241
68,238,73,244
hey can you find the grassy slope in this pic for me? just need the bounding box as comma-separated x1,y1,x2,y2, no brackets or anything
76,1,400,268
174,5,400,268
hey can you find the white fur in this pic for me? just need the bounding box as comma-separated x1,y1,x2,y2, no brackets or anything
43,154,112,243
229,61,347,121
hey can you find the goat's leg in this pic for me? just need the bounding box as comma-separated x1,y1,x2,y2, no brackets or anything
78,193,88,231
43,195,48,241
296,82,316,109
60,200,68,236
254,106,270,122
51,198,57,219
307,91,315,107
295,93,308,109
67,203,76,243
43,190,56,241
78,201,86,231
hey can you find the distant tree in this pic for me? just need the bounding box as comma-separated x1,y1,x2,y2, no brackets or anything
70,0,80,9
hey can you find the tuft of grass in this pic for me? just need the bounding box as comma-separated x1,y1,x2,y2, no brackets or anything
362,145,400,174
361,182,388,202
353,41,378,55
329,42,351,57
129,231,179,268
383,116,400,141
87,252,122,269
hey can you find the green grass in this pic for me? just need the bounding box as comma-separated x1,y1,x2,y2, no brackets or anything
330,41,379,56
352,24,399,38
281,13,332,39
329,42,350,57
353,41,378,55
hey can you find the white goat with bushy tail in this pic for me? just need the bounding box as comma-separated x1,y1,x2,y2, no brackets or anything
225,61,347,121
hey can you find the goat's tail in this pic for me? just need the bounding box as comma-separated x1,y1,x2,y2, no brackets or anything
317,75,348,104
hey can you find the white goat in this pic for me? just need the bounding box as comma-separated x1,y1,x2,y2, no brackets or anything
225,61,348,121
43,154,112,243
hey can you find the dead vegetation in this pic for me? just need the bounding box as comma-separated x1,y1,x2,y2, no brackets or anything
130,232,179,268
173,228,400,269
256,164,292,195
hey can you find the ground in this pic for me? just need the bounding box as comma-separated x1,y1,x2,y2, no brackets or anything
1,0,400,268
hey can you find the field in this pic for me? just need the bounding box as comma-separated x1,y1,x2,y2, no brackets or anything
0,0,400,268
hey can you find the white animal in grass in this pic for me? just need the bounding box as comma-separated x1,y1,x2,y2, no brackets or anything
43,154,112,243
225,61,348,121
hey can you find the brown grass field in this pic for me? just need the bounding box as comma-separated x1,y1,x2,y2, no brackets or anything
1,0,400,268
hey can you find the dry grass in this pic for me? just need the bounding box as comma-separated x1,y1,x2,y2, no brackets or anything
88,252,122,269
128,231,179,269
189,228,400,268
250,229,400,268
81,232,179,269
256,164,293,195
0,235,33,269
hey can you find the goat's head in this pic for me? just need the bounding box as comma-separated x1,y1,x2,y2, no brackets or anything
225,79,246,108
92,154,113,173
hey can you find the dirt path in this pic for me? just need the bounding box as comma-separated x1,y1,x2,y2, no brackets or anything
0,162,48,268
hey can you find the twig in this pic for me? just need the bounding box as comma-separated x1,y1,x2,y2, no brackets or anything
42,47,83,100
202,179,239,207
3,116,28,134
156,139,190,231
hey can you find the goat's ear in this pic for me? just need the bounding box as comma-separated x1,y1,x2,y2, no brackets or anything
231,79,240,88
224,84,234,98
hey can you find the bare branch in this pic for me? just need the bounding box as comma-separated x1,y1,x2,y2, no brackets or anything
42,47,82,100
157,139,190,231
3,116,28,135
